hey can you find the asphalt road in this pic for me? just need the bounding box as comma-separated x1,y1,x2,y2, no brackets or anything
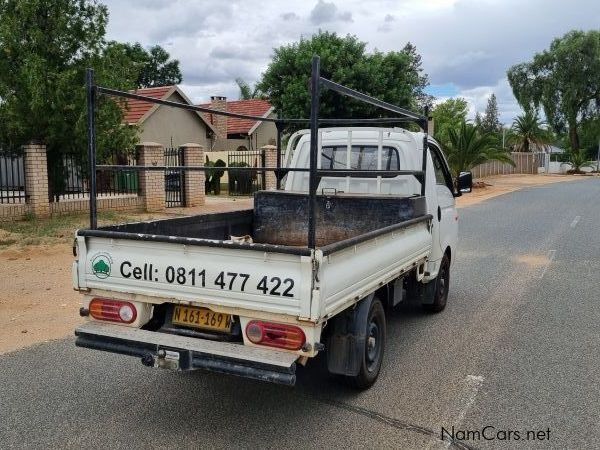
1,178,599,449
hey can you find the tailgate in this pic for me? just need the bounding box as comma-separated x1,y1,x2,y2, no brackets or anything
75,236,314,318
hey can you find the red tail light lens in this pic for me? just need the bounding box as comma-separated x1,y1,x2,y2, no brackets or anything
245,320,306,351
89,298,137,324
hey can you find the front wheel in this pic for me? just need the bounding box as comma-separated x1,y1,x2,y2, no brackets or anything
345,298,386,389
422,253,450,313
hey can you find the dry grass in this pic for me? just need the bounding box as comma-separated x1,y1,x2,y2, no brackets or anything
0,210,159,249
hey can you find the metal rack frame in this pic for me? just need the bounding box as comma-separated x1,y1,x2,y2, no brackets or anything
85,55,429,250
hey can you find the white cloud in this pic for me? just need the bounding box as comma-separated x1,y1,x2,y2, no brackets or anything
309,0,353,24
457,78,521,125
101,0,600,120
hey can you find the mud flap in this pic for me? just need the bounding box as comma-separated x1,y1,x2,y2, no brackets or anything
417,279,437,305
326,294,374,376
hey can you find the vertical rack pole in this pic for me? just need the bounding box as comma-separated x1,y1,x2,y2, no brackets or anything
308,55,320,249
86,68,98,229
420,106,429,197
276,114,282,190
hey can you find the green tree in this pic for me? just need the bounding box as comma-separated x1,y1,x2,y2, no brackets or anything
474,112,483,129
507,30,600,152
444,121,514,177
257,32,429,129
431,98,469,147
508,110,551,152
103,42,182,89
136,45,182,88
579,116,600,159
480,93,501,133
0,0,139,196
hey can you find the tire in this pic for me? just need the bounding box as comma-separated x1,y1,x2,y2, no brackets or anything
346,298,386,389
422,253,450,313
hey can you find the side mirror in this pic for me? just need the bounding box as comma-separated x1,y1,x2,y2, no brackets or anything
457,171,472,194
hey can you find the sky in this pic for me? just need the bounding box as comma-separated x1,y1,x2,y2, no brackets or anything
103,0,600,124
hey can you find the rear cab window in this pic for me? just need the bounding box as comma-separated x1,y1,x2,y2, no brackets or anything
321,145,400,170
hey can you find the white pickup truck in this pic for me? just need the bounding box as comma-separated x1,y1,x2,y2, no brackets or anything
73,127,472,389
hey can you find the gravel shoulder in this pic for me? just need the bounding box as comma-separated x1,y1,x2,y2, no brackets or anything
456,173,587,208
0,244,82,354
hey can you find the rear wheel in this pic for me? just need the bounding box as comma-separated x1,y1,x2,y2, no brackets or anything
345,298,386,389
422,253,450,313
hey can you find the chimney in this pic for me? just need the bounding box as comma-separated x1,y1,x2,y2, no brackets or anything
210,96,227,138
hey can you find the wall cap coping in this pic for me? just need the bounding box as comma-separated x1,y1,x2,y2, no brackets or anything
261,145,277,150
180,143,204,149
137,142,163,148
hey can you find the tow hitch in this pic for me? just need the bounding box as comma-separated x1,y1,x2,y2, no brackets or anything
141,349,187,370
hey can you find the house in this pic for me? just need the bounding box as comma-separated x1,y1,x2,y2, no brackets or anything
200,97,277,152
123,85,216,149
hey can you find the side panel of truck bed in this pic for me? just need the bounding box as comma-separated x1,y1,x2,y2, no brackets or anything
77,237,313,317
317,218,432,319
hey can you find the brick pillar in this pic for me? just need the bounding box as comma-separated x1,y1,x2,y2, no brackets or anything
181,143,205,207
262,144,278,191
137,142,165,212
23,142,50,218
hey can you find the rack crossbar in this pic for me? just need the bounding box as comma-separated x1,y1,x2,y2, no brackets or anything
319,78,426,124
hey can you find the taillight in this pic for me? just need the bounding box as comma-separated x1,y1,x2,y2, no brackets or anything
245,320,306,351
89,298,137,324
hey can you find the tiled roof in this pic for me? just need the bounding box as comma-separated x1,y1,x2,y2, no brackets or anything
200,99,273,135
122,86,173,124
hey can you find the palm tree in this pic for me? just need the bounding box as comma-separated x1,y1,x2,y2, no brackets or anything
235,78,265,100
445,121,515,177
560,151,595,174
509,110,550,152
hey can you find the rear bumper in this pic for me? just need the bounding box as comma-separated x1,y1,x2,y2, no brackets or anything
75,322,298,386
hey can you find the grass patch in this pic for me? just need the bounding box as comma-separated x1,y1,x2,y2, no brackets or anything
0,210,154,249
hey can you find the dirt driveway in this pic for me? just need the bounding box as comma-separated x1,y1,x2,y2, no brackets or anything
0,175,583,354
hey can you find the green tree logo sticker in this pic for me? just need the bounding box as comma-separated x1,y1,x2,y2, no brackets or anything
91,253,112,279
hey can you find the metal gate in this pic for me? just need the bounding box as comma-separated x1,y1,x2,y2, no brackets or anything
227,150,264,196
164,147,185,207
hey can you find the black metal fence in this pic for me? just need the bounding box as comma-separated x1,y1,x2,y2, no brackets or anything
48,151,138,202
164,147,185,207
227,150,264,196
0,152,26,204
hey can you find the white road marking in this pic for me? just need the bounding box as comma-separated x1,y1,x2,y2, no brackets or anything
570,215,581,228
430,374,485,449
537,249,556,279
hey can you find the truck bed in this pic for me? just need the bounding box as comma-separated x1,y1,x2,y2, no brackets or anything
91,191,427,247
75,191,432,321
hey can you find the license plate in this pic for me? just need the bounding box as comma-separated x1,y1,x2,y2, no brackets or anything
172,306,232,333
